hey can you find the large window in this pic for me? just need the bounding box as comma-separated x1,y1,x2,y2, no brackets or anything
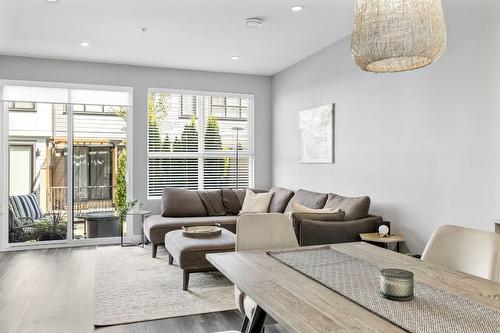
147,91,254,198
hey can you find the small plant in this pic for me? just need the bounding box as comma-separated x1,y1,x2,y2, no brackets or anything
117,199,143,227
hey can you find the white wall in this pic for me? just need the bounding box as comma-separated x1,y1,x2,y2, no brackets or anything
0,56,272,214
272,3,500,253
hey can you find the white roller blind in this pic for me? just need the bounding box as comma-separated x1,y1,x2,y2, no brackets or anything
3,86,68,104
2,84,132,106
147,91,254,198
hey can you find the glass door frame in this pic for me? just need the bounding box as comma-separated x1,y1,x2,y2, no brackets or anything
0,81,133,250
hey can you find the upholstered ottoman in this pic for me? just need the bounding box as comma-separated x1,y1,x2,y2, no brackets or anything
164,229,236,290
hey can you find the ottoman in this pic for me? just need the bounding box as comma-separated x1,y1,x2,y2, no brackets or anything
164,228,236,290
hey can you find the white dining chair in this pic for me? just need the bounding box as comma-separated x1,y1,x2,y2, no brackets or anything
219,213,298,333
421,224,500,282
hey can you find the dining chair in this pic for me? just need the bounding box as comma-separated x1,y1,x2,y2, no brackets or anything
421,224,500,282
220,213,298,333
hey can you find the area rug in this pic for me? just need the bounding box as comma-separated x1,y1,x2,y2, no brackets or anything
94,245,236,326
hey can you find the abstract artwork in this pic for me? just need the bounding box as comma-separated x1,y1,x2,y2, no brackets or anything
298,103,334,163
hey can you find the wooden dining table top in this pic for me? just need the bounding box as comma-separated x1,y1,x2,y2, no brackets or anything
206,242,500,333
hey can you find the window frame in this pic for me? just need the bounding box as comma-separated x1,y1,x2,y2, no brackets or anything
8,101,37,112
147,88,255,199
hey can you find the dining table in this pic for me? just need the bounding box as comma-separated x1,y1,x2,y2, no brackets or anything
206,242,500,333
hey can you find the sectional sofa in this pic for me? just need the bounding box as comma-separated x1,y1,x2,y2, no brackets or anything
144,187,385,258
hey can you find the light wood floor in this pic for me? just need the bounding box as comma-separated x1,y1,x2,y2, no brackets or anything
0,246,282,333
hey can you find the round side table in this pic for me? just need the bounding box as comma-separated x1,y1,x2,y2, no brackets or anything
121,210,151,247
359,232,405,253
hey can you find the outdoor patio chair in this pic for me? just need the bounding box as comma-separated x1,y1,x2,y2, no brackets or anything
8,193,49,242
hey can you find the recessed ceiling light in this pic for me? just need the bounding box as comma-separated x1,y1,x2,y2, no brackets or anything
80,41,90,47
291,5,304,12
231,56,240,60
243,18,264,28
45,0,59,3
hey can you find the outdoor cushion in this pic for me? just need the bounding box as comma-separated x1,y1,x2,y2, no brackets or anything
144,215,238,244
285,189,329,212
268,187,294,213
9,193,44,220
161,188,207,217
324,194,371,220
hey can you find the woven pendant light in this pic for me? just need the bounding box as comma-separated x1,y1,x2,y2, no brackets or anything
351,0,447,73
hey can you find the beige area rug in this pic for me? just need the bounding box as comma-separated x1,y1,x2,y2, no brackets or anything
94,245,236,326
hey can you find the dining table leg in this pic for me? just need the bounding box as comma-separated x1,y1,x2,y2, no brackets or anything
247,305,266,333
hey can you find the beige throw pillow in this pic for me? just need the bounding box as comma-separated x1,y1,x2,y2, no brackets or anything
291,202,341,214
240,189,274,214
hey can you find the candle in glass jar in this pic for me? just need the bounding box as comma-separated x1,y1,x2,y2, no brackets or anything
380,269,414,301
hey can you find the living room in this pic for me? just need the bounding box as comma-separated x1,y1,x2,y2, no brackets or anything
0,1,499,333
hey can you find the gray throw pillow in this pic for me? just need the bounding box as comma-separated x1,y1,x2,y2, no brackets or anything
161,188,207,217
324,194,370,220
196,190,226,216
221,189,242,215
268,187,294,213
284,189,329,212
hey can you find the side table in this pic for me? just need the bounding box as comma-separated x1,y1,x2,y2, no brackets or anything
360,232,405,253
121,210,151,247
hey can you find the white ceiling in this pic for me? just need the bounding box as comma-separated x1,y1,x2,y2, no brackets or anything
0,1,495,76
0,0,355,76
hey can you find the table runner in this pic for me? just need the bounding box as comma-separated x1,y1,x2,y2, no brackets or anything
268,247,500,333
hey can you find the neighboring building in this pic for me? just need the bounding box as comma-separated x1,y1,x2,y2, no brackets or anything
8,102,127,231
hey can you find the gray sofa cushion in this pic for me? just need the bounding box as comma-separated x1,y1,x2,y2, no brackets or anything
268,187,294,213
324,194,371,220
145,215,238,244
196,190,226,216
161,188,208,217
285,189,329,212
291,211,346,238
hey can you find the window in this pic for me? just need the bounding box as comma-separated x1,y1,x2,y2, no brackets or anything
208,96,248,119
9,145,34,195
8,101,37,112
73,146,113,201
71,104,122,114
147,91,254,198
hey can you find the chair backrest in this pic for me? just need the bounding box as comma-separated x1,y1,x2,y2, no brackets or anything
421,224,500,282
236,213,298,251
9,193,44,220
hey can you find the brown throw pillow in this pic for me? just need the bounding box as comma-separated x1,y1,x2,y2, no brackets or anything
221,189,243,215
196,190,226,216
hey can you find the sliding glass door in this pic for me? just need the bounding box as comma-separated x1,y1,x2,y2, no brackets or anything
72,105,127,240
7,102,69,243
2,84,131,247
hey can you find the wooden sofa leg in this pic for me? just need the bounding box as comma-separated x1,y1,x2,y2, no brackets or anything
183,271,190,291
168,253,173,265
152,244,158,258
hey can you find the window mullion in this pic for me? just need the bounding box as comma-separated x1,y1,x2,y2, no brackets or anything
198,95,205,190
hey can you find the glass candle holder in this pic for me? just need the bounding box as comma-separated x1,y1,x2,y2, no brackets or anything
380,269,414,301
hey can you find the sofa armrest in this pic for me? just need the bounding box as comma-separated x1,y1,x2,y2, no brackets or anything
299,216,384,246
